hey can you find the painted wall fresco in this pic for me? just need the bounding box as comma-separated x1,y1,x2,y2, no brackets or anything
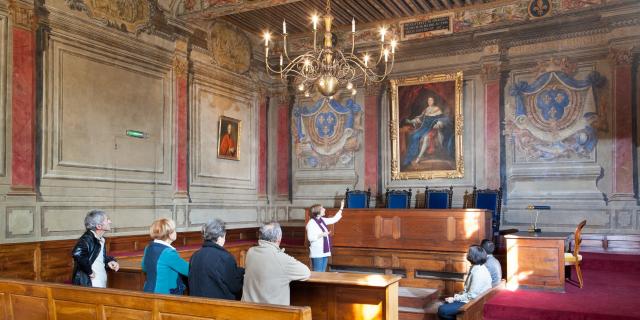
505,58,606,162
283,0,614,53
209,22,251,74
66,0,155,33
292,98,363,169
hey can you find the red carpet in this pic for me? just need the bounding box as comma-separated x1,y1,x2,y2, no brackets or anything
484,252,640,320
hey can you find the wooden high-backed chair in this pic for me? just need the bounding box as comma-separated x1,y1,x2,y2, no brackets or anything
565,220,587,288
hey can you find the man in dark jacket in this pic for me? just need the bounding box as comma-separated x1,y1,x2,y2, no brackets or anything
71,210,119,287
189,219,244,300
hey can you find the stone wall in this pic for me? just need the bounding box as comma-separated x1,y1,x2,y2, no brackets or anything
0,0,273,243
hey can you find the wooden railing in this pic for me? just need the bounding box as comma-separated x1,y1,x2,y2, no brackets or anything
0,278,312,320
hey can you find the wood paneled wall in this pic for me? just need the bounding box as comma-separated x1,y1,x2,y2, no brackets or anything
0,227,305,284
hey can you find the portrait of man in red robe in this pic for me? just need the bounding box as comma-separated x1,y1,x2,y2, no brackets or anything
218,117,240,160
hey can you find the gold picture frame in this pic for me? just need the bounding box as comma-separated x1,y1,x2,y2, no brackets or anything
217,116,241,161
390,71,464,180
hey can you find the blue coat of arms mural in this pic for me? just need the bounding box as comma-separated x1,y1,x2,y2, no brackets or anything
293,98,363,169
506,60,605,161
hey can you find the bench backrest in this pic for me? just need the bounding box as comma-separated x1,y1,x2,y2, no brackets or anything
0,278,311,320
456,279,505,320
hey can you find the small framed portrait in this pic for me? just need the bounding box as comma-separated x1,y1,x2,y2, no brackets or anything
390,71,464,180
217,116,241,161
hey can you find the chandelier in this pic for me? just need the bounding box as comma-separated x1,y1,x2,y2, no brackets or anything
263,0,397,98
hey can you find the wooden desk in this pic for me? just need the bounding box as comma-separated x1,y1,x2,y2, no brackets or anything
113,258,400,320
311,208,491,295
291,272,400,320
505,231,571,292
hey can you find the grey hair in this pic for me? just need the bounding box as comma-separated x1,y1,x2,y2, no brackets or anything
84,210,107,231
202,219,226,241
259,222,282,243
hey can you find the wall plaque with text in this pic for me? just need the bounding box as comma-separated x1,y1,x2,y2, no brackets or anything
401,14,453,40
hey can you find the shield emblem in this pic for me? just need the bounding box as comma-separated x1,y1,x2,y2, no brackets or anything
525,80,584,133
315,112,338,139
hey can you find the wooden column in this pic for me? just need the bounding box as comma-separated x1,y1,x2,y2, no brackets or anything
608,47,634,201
364,84,381,196
258,89,268,196
173,40,189,200
8,0,37,195
276,93,291,198
482,62,501,190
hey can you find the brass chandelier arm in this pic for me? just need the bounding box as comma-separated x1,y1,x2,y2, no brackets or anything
263,0,396,97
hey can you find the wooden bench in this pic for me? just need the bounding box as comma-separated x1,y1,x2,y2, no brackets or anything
0,278,311,320
456,280,505,320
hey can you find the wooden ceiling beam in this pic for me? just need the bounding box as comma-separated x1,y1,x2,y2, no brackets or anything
380,0,404,18
352,0,386,21
441,0,452,9
402,0,422,15
452,0,463,7
428,0,443,10
414,0,433,12
340,0,374,23
393,1,414,16
365,0,394,20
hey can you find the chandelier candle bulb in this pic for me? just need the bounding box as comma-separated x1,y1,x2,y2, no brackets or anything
263,0,395,98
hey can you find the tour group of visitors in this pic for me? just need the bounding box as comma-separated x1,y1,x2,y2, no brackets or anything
71,203,500,319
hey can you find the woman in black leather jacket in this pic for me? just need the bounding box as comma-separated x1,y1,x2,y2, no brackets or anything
71,210,119,287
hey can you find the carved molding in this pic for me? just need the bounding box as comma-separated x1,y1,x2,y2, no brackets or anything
173,55,188,80
365,82,383,97
481,63,501,82
8,0,37,31
608,46,633,66
534,57,577,76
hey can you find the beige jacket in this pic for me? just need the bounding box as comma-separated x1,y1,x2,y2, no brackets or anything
241,240,311,305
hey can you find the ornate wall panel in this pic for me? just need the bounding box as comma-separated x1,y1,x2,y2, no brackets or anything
6,207,35,238
42,32,173,184
290,94,364,204
188,206,258,227
189,61,256,190
41,206,173,237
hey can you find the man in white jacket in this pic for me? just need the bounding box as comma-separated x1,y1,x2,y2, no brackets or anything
306,200,344,272
242,222,310,305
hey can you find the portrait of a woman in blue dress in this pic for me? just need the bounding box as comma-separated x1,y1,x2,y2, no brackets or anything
400,91,455,171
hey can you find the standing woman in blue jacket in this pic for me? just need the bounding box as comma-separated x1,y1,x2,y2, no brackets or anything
142,218,189,294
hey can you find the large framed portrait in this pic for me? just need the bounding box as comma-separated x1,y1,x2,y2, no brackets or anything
390,71,463,180
217,116,241,161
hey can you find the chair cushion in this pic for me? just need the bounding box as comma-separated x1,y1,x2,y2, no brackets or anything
388,194,409,208
427,192,449,209
564,253,583,263
347,193,367,208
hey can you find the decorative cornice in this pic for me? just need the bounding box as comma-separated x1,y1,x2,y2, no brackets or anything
534,57,577,76
8,0,38,31
608,46,633,66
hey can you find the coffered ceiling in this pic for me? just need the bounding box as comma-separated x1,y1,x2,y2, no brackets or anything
180,0,496,34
